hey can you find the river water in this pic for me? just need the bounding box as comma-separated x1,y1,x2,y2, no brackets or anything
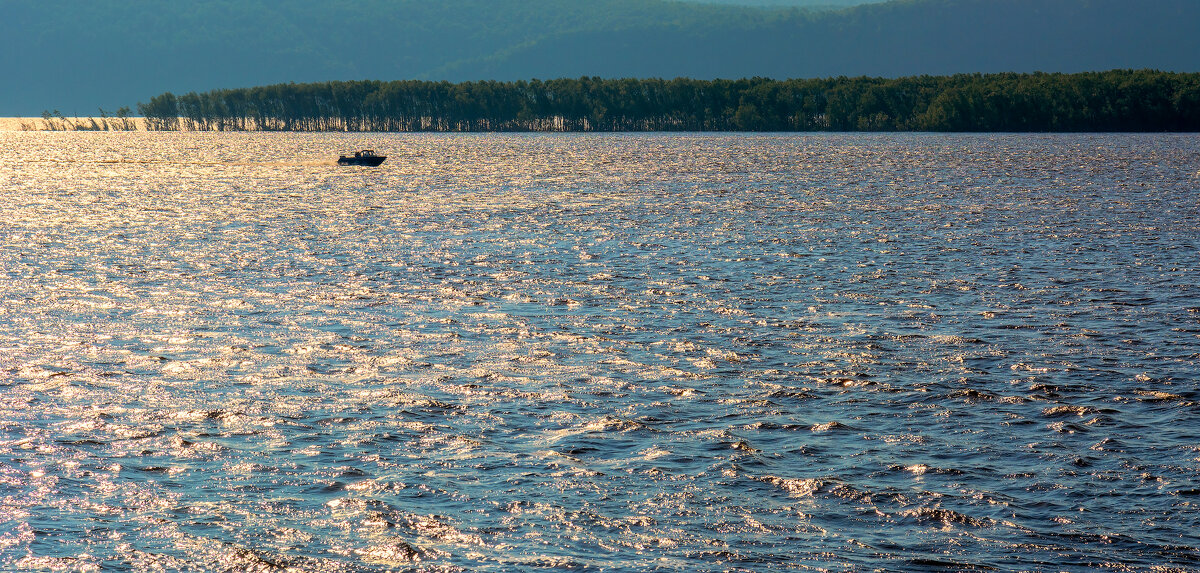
1,132,1198,571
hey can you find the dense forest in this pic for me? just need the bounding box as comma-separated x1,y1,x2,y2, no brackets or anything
137,70,1200,133
4,0,1199,116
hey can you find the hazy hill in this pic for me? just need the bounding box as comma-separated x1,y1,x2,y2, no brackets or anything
682,0,886,6
452,0,1200,82
2,0,1197,116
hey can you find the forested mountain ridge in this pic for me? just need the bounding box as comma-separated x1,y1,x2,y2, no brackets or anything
2,0,1197,116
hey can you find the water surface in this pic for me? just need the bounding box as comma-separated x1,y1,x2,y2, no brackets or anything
2,132,1199,571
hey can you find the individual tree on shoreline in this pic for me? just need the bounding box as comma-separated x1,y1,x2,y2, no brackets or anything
33,107,140,131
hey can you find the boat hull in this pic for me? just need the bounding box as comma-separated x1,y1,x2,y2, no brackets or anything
337,155,386,166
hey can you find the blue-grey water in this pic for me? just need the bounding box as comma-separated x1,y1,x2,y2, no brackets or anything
2,132,1199,572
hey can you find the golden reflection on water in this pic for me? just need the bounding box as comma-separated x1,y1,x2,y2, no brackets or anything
1,130,1199,571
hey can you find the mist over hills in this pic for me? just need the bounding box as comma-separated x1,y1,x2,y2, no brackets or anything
2,0,1197,116
683,0,885,6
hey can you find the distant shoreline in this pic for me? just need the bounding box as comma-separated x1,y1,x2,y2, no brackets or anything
135,71,1200,133
7,69,1200,133
0,117,146,132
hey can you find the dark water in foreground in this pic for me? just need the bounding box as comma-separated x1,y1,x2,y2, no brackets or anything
2,132,1199,571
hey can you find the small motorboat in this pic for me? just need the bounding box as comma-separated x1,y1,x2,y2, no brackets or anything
337,149,386,166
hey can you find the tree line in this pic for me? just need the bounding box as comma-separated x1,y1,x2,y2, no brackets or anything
137,70,1200,132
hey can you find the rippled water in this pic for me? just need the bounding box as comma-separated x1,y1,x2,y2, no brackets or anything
2,131,1199,571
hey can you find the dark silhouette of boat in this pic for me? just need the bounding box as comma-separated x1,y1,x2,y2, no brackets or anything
337,149,386,166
